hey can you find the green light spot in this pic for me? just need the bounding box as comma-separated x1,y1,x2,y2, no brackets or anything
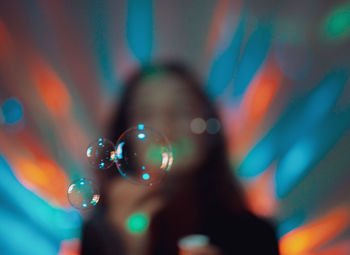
126,212,149,235
321,2,350,41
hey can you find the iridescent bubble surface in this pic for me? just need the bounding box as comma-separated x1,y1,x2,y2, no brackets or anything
115,125,173,186
86,138,116,169
67,178,100,209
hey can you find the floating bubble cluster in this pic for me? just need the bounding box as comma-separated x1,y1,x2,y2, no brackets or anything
69,125,173,209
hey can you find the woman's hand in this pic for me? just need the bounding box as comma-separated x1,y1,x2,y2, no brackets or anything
106,178,165,255
178,235,223,255
179,245,222,255
107,178,164,229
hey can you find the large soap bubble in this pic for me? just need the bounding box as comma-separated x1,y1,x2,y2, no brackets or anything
115,124,173,186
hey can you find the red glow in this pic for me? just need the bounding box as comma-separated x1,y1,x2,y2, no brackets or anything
58,239,80,255
0,19,14,57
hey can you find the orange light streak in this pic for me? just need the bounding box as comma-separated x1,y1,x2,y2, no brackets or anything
14,157,69,206
231,59,282,161
0,129,70,207
244,165,277,217
279,206,350,255
28,57,72,117
307,239,350,255
205,0,231,55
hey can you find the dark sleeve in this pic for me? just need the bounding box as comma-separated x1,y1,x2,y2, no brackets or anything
81,220,106,255
247,215,280,255
81,213,124,255
205,211,280,255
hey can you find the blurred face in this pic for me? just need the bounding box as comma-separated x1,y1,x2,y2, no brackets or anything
126,72,206,172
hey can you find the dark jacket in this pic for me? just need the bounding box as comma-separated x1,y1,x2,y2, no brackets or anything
81,206,280,255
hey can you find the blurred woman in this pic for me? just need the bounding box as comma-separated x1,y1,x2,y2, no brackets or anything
81,62,280,255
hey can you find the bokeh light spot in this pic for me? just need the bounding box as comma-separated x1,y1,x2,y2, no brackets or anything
142,173,150,180
126,212,149,234
321,2,350,42
206,118,221,134
1,97,23,125
190,117,206,134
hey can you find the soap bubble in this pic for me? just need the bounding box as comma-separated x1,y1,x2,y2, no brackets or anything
67,178,100,209
115,124,173,186
86,138,116,169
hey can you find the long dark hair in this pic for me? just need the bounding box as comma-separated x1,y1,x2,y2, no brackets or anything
100,61,247,254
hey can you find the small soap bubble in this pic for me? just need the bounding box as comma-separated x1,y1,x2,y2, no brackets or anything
86,138,116,169
67,178,100,209
115,125,173,186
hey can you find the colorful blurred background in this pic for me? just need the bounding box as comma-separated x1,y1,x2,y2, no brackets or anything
0,0,350,254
